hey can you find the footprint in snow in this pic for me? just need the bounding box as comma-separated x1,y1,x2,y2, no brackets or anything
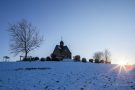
39,80,41,84
44,86,48,89
130,85,135,89
57,86,65,90
56,80,59,83
80,87,84,90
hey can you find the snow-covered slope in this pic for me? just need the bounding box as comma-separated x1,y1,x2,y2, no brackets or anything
0,60,135,90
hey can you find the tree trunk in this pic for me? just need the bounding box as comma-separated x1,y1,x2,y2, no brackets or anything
25,52,28,59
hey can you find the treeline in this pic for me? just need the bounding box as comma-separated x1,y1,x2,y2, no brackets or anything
70,49,111,64
21,56,111,64
22,56,58,61
21,49,111,64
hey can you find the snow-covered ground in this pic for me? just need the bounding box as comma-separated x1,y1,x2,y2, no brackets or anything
0,60,135,90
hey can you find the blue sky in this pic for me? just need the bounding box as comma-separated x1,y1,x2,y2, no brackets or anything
0,0,135,64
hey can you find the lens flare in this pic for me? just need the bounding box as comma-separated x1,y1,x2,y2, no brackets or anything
110,60,133,74
118,61,127,66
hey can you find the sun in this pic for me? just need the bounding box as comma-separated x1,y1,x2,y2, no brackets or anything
116,57,128,66
118,61,127,66
111,61,128,74
110,59,133,74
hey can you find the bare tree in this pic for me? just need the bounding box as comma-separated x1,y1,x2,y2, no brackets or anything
93,51,104,60
3,56,10,62
104,49,111,63
8,19,43,59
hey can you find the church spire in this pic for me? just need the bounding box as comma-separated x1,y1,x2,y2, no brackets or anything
60,36,64,47
60,40,64,47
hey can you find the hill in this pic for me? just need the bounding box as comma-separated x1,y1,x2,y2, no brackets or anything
0,60,135,90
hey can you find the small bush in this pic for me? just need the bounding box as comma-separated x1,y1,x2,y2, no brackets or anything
82,58,87,62
34,57,40,61
89,59,93,63
73,55,81,62
22,57,31,61
100,60,105,63
31,57,35,61
23,57,40,61
95,59,99,63
46,56,51,61
40,58,46,61
105,61,111,64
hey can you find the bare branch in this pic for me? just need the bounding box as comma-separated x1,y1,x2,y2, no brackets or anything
93,51,104,60
8,19,43,59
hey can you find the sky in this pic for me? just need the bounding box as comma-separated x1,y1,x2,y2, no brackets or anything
0,0,135,64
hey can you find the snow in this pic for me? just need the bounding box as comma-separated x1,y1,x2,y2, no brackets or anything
0,60,135,90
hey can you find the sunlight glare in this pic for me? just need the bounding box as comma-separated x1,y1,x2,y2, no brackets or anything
110,59,130,74
118,61,127,66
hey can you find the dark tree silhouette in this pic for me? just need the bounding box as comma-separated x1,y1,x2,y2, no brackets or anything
89,59,93,63
73,55,81,61
104,49,111,63
3,56,10,62
34,57,40,61
82,58,87,62
95,59,100,63
8,19,43,59
40,57,46,61
93,51,104,61
100,60,105,63
46,56,51,61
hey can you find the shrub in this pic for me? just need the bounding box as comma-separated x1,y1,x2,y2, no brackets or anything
93,51,104,60
82,58,87,62
95,59,99,63
105,61,111,64
100,60,105,63
22,56,40,61
34,57,40,61
40,58,46,61
31,57,35,61
46,56,51,61
89,59,93,63
22,57,31,61
73,55,81,62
